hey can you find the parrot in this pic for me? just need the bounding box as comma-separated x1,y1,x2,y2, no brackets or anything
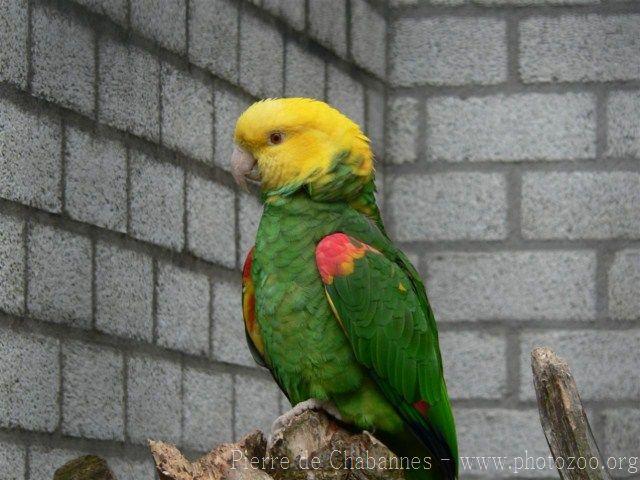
231,98,457,480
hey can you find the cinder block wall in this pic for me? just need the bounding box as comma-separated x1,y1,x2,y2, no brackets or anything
0,0,385,478
1,0,638,479
384,0,639,478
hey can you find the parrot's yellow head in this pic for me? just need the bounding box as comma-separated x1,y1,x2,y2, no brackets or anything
232,98,374,202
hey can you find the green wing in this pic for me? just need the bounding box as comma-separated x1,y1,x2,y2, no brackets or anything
316,232,457,476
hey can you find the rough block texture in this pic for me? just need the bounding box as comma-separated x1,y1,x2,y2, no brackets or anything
187,174,236,268
427,93,596,162
99,37,159,141
608,249,640,320
263,0,305,31
522,172,640,239
327,65,365,129
520,15,640,83
386,96,420,164
308,0,347,57
130,150,184,250
239,192,263,264
65,126,127,231
183,368,233,450
425,251,597,321
285,41,325,100
189,0,238,82
520,330,640,401
127,356,182,444
351,0,386,78
0,99,62,213
95,242,153,341
0,0,27,87
240,12,284,98
0,213,24,315
211,277,254,367
388,173,507,241
27,224,92,328
607,90,640,158
32,3,94,115
29,446,84,480
131,0,186,52
234,374,282,438
439,332,507,400
62,340,124,440
0,439,25,478
161,64,213,164
157,262,210,356
602,408,640,470
0,328,59,432
73,0,127,24
366,87,385,158
214,88,251,171
390,17,507,86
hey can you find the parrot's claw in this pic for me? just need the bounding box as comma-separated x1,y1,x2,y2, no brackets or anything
269,398,342,448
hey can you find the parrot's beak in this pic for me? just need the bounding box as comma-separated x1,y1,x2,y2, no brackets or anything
231,146,258,191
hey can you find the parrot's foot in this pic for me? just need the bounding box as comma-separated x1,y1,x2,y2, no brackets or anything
363,430,390,450
271,398,342,434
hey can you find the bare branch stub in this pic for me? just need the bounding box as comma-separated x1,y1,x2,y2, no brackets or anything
531,347,612,480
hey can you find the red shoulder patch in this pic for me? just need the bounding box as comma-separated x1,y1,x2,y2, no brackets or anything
412,400,430,418
315,233,376,285
242,248,262,354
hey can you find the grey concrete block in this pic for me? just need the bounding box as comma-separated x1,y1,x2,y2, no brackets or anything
235,374,281,438
32,4,94,115
211,277,254,367
214,88,251,171
107,457,156,480
263,0,305,31
27,224,92,328
427,93,596,162
327,65,365,128
0,439,25,479
131,0,186,52
366,87,385,159
0,213,24,315
95,242,153,341
477,0,597,4
520,15,640,83
0,99,62,213
239,192,263,265
308,0,347,57
130,150,184,250
439,332,506,400
388,173,507,241
65,127,127,232
425,251,597,321
74,0,127,24
183,368,233,450
161,63,213,164
284,41,325,100
0,0,27,87
0,328,59,432
189,0,238,82
187,174,236,268
157,262,210,356
390,17,507,86
609,249,640,320
29,446,84,480
350,0,386,78
240,12,284,98
607,91,640,158
127,356,182,444
455,408,551,477
99,37,159,141
520,330,640,401
62,340,124,440
602,408,640,470
386,96,419,164
522,172,640,240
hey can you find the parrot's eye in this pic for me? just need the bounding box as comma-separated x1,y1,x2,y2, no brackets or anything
268,132,284,145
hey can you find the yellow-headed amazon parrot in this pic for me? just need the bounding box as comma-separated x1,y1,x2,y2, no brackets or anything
232,98,457,479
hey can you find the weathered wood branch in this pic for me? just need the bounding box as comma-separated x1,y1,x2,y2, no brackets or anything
531,347,612,480
52,347,615,480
